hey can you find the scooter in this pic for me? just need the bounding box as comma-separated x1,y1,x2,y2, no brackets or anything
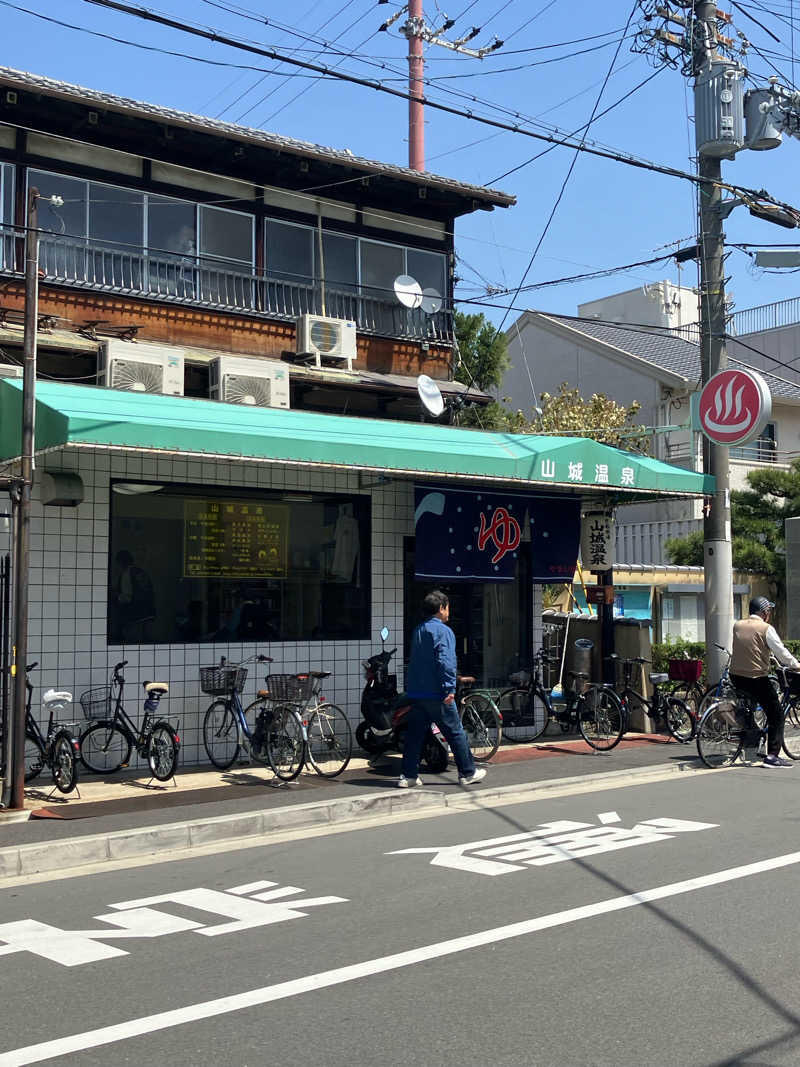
357,626,449,773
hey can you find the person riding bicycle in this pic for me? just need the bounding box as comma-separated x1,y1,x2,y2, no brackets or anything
730,596,800,768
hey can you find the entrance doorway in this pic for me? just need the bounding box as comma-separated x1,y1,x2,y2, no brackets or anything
402,537,532,686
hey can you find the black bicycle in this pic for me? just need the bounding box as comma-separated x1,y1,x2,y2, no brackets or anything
609,654,695,742
496,648,626,750
78,660,180,781
23,662,80,794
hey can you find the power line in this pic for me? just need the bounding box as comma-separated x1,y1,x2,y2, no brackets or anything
72,0,800,214
490,3,641,339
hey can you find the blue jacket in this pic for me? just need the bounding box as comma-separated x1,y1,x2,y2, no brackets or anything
406,616,457,700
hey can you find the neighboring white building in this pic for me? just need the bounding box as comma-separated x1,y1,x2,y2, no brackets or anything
578,281,699,337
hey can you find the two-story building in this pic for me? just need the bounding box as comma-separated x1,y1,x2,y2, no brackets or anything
0,69,712,773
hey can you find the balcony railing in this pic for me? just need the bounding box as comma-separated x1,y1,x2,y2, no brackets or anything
666,440,792,466
730,295,800,337
0,227,453,344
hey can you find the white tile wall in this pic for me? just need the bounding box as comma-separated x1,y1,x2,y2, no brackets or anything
12,450,545,770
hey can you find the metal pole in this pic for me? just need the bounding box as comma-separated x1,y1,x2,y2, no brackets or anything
408,0,425,170
694,5,733,685
8,188,38,810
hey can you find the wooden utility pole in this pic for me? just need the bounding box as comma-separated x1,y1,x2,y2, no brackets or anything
9,187,38,810
694,4,733,684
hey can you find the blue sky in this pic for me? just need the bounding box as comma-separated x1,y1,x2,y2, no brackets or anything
4,0,800,324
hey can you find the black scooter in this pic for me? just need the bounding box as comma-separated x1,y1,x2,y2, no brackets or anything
357,626,448,773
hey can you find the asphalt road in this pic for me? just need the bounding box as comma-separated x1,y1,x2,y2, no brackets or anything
2,766,800,1066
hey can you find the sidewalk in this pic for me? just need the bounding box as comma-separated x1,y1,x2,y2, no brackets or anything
0,733,704,878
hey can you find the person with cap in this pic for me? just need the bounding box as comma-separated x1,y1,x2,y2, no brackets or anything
729,596,800,767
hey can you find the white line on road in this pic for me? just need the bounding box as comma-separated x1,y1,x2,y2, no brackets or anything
4,847,800,1065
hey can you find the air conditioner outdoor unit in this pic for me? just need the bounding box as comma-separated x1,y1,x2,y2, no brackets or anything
100,340,184,396
209,356,290,409
296,314,357,371
0,363,22,378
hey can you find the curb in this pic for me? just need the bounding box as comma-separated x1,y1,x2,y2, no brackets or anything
0,758,704,880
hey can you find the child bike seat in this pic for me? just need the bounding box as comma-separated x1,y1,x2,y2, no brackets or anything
143,681,169,694
43,689,72,704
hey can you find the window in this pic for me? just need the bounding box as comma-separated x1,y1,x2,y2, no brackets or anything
730,422,777,462
0,162,14,270
265,220,313,284
407,247,446,298
360,239,404,302
109,483,371,644
199,204,253,267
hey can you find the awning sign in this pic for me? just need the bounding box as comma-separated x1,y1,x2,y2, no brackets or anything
414,485,580,583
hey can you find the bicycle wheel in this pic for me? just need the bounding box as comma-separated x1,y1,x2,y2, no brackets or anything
266,703,306,782
306,703,352,778
51,730,78,794
242,698,271,765
665,697,696,743
460,693,501,761
578,687,624,751
697,682,723,718
672,682,704,717
696,700,744,768
24,732,45,782
495,687,547,743
147,722,179,781
202,701,239,769
783,697,800,759
79,721,132,773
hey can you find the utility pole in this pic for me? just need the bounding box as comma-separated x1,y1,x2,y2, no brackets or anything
378,1,503,171
8,187,38,810
694,4,732,686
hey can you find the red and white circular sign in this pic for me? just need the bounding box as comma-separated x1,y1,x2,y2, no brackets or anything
697,368,772,446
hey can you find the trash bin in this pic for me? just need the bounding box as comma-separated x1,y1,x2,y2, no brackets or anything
569,637,594,690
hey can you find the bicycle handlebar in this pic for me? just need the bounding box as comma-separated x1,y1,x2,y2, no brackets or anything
25,662,38,673
114,660,128,672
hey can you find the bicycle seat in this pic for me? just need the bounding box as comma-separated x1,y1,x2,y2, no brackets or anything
649,673,669,686
567,670,588,681
43,689,72,704
310,670,331,679
257,688,271,699
144,681,169,694
458,675,476,685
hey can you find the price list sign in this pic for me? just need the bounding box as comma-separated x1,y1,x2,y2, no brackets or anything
184,499,289,578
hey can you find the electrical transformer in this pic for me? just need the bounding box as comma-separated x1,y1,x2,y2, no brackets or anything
694,61,745,157
744,88,783,150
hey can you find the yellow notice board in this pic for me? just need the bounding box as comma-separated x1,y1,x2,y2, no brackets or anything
184,499,289,578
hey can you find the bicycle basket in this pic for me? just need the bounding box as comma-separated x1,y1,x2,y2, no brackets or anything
79,686,112,720
667,659,703,683
199,667,248,696
263,673,315,702
781,669,800,697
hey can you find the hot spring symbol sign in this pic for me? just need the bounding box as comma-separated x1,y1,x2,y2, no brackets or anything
697,368,772,447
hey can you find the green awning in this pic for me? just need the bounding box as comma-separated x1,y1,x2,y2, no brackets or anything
0,379,714,498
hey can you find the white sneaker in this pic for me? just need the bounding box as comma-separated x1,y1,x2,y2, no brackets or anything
459,767,487,786
397,775,423,788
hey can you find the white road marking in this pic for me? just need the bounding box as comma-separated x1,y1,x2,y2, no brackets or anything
4,847,800,1065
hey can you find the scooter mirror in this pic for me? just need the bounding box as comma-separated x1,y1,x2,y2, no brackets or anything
380,626,390,642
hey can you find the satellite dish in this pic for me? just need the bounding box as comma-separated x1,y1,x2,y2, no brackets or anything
394,274,423,309
417,374,445,418
420,288,443,315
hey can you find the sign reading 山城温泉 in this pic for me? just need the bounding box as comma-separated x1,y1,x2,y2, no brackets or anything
696,368,772,447
414,485,580,583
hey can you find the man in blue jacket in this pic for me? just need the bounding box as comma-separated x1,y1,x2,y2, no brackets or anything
399,590,487,788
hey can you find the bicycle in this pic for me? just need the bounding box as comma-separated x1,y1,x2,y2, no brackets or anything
608,654,695,742
455,676,502,761
201,653,277,772
696,667,800,767
79,660,180,781
248,669,353,781
23,662,80,794
496,648,626,750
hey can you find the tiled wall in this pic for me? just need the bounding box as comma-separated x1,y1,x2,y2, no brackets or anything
15,449,542,769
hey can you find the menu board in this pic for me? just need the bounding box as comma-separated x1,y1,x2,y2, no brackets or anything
184,499,289,578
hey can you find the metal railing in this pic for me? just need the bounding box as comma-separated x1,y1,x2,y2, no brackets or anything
0,227,454,344
730,296,800,337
